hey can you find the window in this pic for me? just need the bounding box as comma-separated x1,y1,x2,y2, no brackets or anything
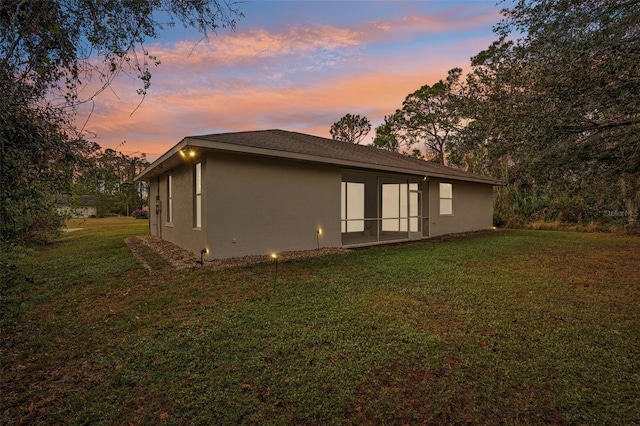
439,183,453,215
194,162,202,228
341,182,365,232
381,183,408,232
167,175,173,223
409,183,420,232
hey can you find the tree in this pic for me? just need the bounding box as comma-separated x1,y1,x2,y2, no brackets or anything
1,0,243,245
394,68,466,164
0,88,80,243
330,114,372,144
465,0,640,226
372,114,401,151
72,147,150,217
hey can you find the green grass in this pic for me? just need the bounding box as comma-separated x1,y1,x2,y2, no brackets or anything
2,218,639,424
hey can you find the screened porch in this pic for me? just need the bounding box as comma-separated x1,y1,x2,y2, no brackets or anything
341,171,427,246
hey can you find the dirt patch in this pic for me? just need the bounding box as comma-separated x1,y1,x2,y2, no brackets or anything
127,235,350,272
62,228,84,232
126,237,172,272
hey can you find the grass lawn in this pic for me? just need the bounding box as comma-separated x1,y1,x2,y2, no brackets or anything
2,218,639,424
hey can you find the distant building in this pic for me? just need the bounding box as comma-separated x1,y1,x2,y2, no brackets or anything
54,194,97,218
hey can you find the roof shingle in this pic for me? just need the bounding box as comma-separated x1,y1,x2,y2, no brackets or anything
187,129,500,184
137,129,500,185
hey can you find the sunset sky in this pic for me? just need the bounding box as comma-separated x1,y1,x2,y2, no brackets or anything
77,1,507,161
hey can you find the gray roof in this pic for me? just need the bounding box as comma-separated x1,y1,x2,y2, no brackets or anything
136,129,500,185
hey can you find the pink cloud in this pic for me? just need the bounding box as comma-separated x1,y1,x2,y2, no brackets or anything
79,62,461,158
150,24,361,72
358,6,501,43
76,5,502,160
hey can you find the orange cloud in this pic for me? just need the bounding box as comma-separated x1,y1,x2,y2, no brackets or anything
76,5,502,159
80,62,463,158
151,24,361,71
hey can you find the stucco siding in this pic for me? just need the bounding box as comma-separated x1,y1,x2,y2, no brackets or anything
150,161,207,256
428,178,493,236
206,153,342,259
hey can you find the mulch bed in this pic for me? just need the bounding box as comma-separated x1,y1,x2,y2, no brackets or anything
127,235,350,272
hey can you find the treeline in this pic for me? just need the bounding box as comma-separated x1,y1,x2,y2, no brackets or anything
1,135,149,245
332,0,639,230
71,146,149,218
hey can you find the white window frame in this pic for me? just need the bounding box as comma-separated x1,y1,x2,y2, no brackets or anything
167,174,173,224
409,183,420,233
439,182,453,215
194,162,202,228
341,181,365,233
381,183,408,232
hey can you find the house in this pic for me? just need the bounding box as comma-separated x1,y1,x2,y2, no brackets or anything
54,194,97,218
134,129,500,260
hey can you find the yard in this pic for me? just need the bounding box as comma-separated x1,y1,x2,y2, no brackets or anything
1,218,639,424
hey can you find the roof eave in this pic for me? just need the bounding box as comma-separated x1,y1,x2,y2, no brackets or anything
135,137,501,185
134,139,188,182
184,138,500,185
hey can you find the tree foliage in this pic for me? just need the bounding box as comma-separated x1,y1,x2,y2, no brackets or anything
1,0,242,103
330,114,372,144
462,0,640,226
372,115,401,151
72,147,150,217
0,75,92,243
394,68,466,164
0,0,243,245
369,1,638,227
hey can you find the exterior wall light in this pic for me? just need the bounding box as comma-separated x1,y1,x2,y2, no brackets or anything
179,149,196,159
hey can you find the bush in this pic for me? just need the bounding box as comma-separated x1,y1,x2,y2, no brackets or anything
22,212,66,244
131,209,149,219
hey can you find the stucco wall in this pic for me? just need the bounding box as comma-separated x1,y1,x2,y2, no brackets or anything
427,178,494,237
148,177,160,238
150,160,207,256
206,153,342,259
145,152,494,258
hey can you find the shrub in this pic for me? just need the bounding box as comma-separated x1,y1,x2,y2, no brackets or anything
22,212,66,244
131,209,149,219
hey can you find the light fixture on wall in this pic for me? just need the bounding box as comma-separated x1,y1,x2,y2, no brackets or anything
317,227,323,250
179,149,197,160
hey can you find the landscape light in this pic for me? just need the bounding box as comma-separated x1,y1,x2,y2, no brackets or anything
316,227,322,250
270,253,279,289
197,248,207,265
